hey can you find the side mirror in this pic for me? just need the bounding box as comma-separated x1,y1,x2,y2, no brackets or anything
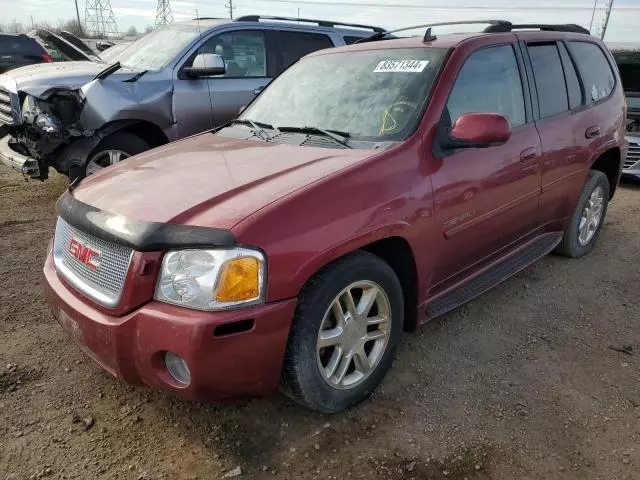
446,113,511,149
184,53,226,78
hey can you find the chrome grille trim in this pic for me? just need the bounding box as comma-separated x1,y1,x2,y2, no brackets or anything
53,218,134,307
0,87,14,125
625,138,640,170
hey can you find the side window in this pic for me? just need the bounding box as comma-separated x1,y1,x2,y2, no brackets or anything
528,43,569,118
343,36,363,45
277,31,334,73
558,42,583,109
568,41,615,103
447,44,526,128
196,31,267,78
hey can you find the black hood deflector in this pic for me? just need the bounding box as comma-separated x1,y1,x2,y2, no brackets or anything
56,191,235,251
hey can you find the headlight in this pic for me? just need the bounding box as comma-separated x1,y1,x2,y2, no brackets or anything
154,248,265,310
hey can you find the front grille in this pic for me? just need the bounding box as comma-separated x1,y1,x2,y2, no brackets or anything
0,87,14,125
624,140,640,170
53,218,134,307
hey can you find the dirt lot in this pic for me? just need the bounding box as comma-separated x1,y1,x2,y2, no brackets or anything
0,168,639,480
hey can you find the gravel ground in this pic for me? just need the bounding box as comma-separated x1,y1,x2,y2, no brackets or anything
0,169,639,480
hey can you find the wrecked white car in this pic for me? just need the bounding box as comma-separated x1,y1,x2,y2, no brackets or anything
0,16,383,180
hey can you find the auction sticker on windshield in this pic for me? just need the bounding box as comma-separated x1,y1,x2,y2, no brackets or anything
374,60,429,73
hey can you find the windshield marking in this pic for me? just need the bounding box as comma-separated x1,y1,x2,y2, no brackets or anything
373,60,429,73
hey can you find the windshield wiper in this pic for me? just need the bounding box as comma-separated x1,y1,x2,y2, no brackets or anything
277,125,352,149
227,119,277,141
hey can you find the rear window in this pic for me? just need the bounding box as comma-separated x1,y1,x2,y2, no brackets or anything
277,31,334,73
0,35,42,55
613,52,640,93
529,43,569,118
569,41,616,103
343,36,364,45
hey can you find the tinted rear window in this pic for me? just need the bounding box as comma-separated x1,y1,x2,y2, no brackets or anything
277,31,334,73
0,35,43,55
528,43,569,118
343,36,364,45
613,52,640,93
569,41,615,103
558,42,583,109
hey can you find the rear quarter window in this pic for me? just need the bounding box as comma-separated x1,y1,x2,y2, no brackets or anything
277,31,334,73
569,41,616,103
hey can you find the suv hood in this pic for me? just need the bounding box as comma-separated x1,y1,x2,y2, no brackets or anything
72,134,379,230
0,61,142,98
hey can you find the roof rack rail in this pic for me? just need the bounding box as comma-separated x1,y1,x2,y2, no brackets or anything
234,15,385,33
355,20,511,43
192,17,226,20
484,23,590,34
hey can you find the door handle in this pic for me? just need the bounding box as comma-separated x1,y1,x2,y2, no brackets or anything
585,125,600,139
519,147,538,163
253,86,265,96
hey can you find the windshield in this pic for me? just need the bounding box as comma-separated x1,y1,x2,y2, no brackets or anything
108,25,201,70
239,48,447,140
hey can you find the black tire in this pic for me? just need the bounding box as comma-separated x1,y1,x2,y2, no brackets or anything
281,251,404,413
556,170,610,258
74,132,150,180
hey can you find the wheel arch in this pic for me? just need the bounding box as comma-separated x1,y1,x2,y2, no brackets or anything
288,225,420,332
590,147,621,199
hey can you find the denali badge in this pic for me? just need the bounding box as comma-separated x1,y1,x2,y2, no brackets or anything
69,239,100,270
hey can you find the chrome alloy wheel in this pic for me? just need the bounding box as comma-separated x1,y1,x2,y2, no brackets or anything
85,149,130,175
316,281,391,390
578,185,604,246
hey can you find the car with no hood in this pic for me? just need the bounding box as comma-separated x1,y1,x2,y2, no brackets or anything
44,21,625,412
0,15,384,180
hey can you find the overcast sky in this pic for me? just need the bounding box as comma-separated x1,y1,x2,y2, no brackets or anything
2,0,639,43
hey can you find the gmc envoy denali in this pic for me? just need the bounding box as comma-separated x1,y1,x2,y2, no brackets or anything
44,21,625,413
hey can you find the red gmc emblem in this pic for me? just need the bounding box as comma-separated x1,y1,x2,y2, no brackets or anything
68,239,100,270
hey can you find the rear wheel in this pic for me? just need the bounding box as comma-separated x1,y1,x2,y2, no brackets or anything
281,251,403,413
83,132,150,177
556,170,610,258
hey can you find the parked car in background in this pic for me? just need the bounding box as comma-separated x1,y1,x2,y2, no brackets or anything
27,30,99,62
611,48,640,179
0,15,384,180
0,33,52,74
44,21,625,413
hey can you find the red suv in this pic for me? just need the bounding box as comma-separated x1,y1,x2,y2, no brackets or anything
44,21,626,413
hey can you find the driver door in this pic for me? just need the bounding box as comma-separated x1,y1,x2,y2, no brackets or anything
430,44,543,285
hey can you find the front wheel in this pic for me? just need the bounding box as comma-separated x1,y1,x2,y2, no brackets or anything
281,251,404,413
82,132,150,178
556,170,610,258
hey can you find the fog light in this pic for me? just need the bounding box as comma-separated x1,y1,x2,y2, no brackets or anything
165,352,191,385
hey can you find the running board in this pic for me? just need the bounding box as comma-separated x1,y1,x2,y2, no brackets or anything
425,232,563,319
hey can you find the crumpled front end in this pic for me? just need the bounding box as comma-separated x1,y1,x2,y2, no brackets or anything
0,82,86,179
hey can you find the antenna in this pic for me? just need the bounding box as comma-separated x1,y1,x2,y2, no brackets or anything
84,0,120,38
156,0,174,27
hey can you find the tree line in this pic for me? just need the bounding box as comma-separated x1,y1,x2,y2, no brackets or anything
0,18,151,39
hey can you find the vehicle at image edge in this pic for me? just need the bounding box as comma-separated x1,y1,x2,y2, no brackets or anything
611,46,640,179
0,15,385,181
0,33,53,74
43,21,625,413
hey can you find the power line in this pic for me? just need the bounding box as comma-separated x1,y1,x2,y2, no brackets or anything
252,0,640,12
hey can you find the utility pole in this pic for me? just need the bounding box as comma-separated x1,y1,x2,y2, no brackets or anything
225,0,235,19
600,0,614,40
155,0,174,27
74,0,82,34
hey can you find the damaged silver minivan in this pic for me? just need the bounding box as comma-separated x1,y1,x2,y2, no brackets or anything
0,16,382,180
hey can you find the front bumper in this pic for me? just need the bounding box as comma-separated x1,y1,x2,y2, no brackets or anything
623,135,640,179
0,135,39,177
43,247,297,401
